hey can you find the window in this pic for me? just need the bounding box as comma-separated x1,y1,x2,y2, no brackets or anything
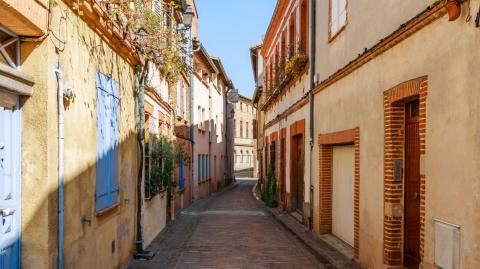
202,155,205,180
246,122,249,139
240,102,243,111
179,155,185,189
240,121,243,138
289,12,296,57
198,154,201,181
329,0,347,40
95,72,120,212
300,0,308,51
176,81,181,115
198,106,202,129
206,155,209,178
182,83,187,118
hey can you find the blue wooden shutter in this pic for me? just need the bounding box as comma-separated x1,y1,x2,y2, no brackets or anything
109,79,120,206
96,73,108,211
197,155,201,181
202,155,205,180
179,156,185,189
96,72,120,212
206,155,209,178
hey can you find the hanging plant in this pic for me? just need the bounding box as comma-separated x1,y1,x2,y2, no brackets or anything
285,51,308,77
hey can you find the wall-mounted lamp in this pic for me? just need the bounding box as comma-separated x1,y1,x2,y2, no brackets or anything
183,5,194,29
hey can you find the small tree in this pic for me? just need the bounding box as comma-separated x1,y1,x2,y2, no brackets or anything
262,164,278,208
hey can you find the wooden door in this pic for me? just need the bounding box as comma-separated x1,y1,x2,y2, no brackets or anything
280,138,286,206
0,94,21,269
294,135,304,213
332,145,355,246
404,100,421,269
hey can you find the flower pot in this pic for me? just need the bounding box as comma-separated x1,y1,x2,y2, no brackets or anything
446,0,461,21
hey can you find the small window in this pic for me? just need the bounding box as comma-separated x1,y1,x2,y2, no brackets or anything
329,0,347,40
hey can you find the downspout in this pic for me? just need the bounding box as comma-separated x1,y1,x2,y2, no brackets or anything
54,67,65,269
189,28,196,201
308,0,316,230
190,34,201,200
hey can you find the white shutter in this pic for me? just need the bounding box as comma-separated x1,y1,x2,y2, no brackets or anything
182,83,187,118
339,0,347,29
330,0,347,37
153,0,162,16
176,82,181,115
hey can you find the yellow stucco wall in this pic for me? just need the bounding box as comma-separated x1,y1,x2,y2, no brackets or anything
312,8,480,269
20,2,138,268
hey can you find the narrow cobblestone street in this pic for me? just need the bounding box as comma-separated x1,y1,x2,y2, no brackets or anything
129,180,329,269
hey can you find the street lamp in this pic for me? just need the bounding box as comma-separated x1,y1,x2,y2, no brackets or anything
183,5,194,29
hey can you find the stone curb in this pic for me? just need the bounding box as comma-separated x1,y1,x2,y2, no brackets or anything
252,183,363,269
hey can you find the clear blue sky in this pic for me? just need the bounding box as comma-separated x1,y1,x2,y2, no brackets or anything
196,0,277,99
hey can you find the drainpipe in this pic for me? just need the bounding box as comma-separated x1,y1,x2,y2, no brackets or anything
189,28,196,201
308,0,316,230
54,67,64,269
190,34,202,200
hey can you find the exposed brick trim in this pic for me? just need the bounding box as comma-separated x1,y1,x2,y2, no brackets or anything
383,77,427,266
318,127,360,259
288,119,306,213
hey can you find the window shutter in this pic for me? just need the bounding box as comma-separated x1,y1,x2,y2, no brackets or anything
96,73,108,211
182,84,187,118
339,0,347,29
176,82,181,115
109,79,120,206
206,155,209,178
179,156,185,189
198,155,201,181
96,72,120,211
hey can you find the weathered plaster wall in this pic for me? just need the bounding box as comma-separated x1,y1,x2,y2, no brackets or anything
20,36,54,269
20,2,138,268
142,194,167,247
312,8,480,269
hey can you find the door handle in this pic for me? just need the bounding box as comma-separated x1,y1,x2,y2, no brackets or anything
0,208,15,217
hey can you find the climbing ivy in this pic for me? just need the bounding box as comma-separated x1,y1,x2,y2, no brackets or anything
262,164,278,208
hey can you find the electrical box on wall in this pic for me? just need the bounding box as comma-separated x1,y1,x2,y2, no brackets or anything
434,219,460,269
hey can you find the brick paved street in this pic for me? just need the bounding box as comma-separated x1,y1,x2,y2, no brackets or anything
129,180,329,269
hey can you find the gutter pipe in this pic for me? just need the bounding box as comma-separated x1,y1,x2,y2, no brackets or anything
308,0,316,230
54,68,65,269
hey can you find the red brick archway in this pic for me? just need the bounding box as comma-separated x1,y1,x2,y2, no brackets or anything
318,127,360,259
383,77,427,267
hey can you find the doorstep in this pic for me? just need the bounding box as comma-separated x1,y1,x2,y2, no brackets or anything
253,183,361,269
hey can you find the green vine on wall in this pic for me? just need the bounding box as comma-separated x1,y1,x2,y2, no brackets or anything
261,164,278,208
145,135,185,198
102,0,191,84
